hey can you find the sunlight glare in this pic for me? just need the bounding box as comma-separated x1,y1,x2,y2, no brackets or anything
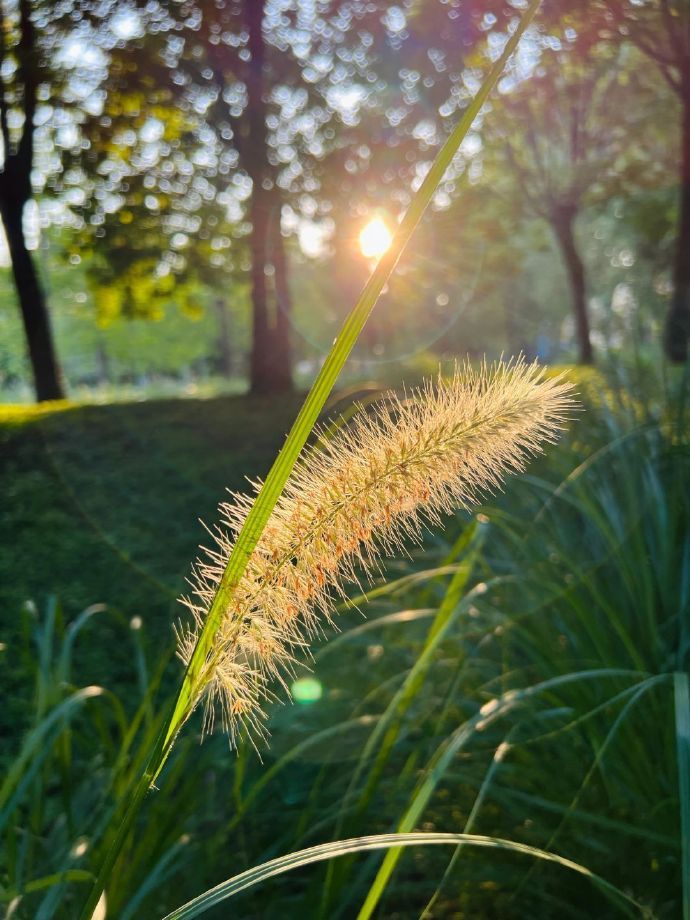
359,217,392,260
299,222,326,258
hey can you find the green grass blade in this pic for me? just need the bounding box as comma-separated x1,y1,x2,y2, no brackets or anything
119,839,189,920
225,715,378,834
421,725,519,917
338,564,463,610
57,604,107,686
315,608,436,659
675,671,690,920
321,579,505,911
347,526,485,815
509,676,667,904
355,669,650,920
164,0,543,750
0,687,104,836
160,832,640,919
0,869,94,902
318,527,484,913
34,596,58,721
499,786,679,848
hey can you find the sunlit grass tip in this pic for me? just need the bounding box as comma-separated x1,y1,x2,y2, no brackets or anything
176,357,576,744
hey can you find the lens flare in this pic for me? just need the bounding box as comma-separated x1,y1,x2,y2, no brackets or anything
291,677,323,704
359,217,392,259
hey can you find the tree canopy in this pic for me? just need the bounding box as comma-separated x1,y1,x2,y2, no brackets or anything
0,0,687,401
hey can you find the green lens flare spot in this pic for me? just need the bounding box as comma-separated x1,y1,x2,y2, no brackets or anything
291,677,323,704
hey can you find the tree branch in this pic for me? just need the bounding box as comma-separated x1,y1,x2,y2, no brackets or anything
0,0,11,164
660,0,685,64
503,139,546,219
603,0,677,67
16,0,37,185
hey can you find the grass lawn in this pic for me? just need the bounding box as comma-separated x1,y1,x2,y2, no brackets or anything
0,392,305,743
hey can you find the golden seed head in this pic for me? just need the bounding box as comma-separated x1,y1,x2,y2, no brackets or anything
177,358,576,744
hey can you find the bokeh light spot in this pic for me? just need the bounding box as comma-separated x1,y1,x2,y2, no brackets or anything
292,677,323,704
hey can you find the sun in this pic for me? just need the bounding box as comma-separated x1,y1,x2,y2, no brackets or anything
359,216,393,259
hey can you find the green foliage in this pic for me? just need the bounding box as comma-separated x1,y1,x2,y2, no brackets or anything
1,367,688,919
1,2,688,917
0,0,682,396
0,242,251,398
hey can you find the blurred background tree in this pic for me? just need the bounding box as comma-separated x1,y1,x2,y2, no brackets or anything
483,40,665,363
598,0,690,361
0,0,687,402
0,0,67,400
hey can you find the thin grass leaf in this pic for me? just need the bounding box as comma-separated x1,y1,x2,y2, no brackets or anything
56,604,107,687
0,869,94,902
355,669,651,920
34,597,59,720
420,725,519,917
119,838,190,920
509,676,667,904
319,526,487,912
314,608,437,660
339,564,463,609
675,671,690,920
0,687,104,837
498,787,679,849
160,832,641,920
224,715,379,835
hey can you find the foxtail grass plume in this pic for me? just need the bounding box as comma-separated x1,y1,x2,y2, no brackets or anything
177,359,575,743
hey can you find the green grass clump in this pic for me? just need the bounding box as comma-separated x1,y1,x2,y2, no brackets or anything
3,372,687,919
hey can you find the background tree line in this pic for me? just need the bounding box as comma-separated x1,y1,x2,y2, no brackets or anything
0,0,686,403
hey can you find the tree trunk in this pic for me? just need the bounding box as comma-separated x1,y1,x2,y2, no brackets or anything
270,211,293,392
665,91,690,363
0,200,65,401
248,180,274,393
245,0,292,394
551,206,593,365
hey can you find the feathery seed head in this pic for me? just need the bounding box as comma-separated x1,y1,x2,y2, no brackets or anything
177,359,575,744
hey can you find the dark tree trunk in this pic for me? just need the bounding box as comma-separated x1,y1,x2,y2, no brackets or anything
248,180,274,393
551,205,593,365
665,90,690,363
245,0,292,394
0,199,65,400
270,213,293,392
0,0,64,401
